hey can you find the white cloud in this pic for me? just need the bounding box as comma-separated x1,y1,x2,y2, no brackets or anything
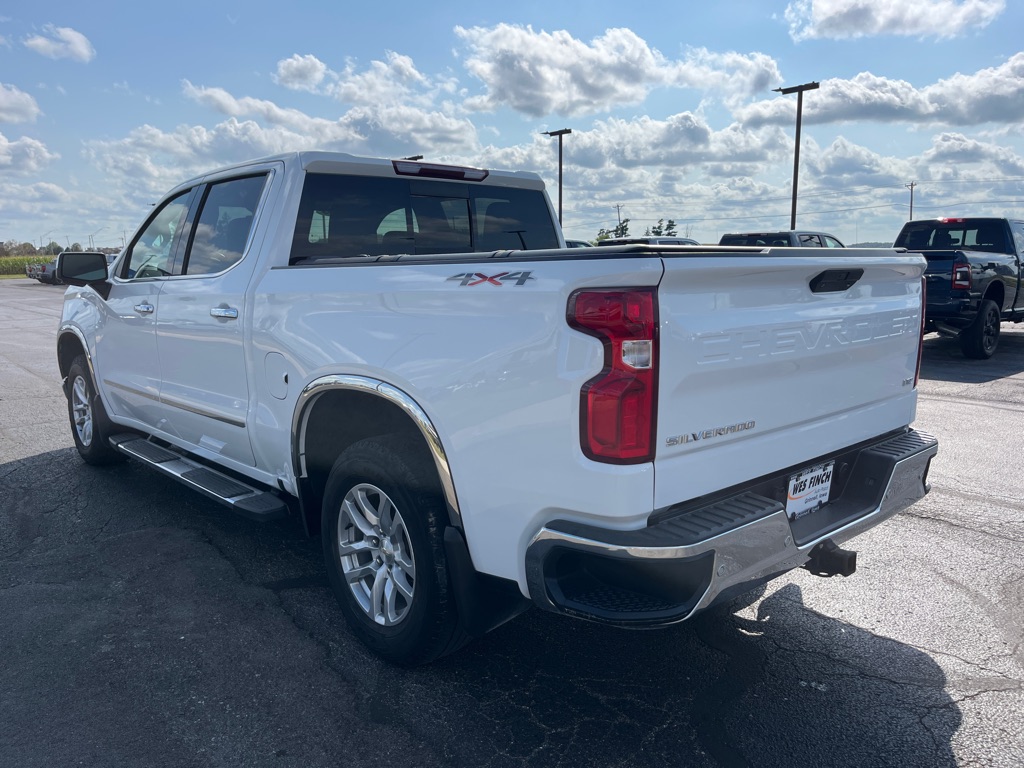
736,53,1024,128
921,132,1024,176
0,132,59,173
455,24,782,117
0,83,41,123
273,54,328,92
330,51,433,106
923,53,1024,124
23,24,95,62
85,119,316,194
183,80,478,156
806,136,914,187
342,104,479,152
182,81,355,138
785,0,1004,41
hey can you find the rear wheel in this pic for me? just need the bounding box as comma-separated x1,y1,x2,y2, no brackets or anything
66,355,124,465
961,299,1001,359
321,435,467,665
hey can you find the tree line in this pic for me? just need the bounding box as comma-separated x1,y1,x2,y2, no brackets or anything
0,240,79,257
594,218,679,242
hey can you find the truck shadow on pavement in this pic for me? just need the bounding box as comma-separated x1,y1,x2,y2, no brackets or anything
421,584,961,768
920,326,1024,383
0,449,960,768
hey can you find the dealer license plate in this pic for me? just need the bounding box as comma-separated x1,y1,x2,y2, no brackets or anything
786,461,834,520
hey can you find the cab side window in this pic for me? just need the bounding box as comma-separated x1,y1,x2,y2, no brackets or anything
183,174,267,276
122,191,192,279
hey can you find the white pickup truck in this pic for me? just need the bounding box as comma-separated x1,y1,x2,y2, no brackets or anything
57,152,937,664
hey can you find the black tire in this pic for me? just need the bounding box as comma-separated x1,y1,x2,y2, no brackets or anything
960,298,1001,359
66,355,125,465
321,435,468,665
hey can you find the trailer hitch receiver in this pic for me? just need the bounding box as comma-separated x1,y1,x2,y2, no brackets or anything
803,539,857,578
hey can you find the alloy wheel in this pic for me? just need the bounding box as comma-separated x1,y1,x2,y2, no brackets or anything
71,375,94,447
336,482,416,625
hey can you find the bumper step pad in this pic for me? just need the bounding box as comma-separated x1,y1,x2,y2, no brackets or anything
109,434,288,521
526,428,938,626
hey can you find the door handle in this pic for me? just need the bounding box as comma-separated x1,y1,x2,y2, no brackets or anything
210,306,239,319
134,303,154,314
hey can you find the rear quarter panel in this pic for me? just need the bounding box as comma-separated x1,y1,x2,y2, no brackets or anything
249,255,664,587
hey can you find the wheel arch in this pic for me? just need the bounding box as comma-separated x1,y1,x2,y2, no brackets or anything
57,325,90,387
983,280,1005,310
291,375,462,537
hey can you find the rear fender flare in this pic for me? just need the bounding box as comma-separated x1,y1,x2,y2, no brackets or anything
291,374,462,529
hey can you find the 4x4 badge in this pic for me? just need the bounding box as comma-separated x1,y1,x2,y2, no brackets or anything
448,271,535,286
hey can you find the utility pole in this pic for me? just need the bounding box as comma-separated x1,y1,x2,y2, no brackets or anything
773,81,819,230
905,181,916,221
542,129,572,225
615,204,624,226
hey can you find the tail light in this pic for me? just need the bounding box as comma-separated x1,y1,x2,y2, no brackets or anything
951,259,971,291
568,288,658,463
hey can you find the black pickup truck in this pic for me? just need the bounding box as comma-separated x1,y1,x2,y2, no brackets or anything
894,217,1024,358
719,230,845,248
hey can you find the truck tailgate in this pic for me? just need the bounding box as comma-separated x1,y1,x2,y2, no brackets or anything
653,251,925,510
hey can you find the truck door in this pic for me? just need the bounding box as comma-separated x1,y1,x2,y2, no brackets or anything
96,189,194,430
153,171,271,467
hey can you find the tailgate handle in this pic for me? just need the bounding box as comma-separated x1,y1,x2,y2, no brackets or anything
809,268,864,293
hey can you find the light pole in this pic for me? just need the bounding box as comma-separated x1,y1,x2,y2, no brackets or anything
40,230,54,252
88,226,106,250
773,81,819,230
542,128,572,226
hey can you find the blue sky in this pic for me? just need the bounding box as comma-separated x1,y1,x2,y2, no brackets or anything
2,0,1023,248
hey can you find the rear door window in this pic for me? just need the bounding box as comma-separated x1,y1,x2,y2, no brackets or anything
182,174,268,276
290,174,558,263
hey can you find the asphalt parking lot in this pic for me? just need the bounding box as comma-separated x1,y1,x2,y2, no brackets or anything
1,277,1022,768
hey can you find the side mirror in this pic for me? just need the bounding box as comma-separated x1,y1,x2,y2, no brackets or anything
57,251,112,299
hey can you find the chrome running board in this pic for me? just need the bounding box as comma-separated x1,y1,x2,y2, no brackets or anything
109,433,289,521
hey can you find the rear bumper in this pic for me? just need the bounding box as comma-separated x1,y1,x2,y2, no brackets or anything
524,429,937,627
926,296,977,331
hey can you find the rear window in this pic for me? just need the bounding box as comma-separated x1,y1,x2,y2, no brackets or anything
895,220,1009,254
719,234,790,247
290,174,559,263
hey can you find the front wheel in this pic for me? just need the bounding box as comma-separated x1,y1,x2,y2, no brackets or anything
961,298,1001,359
66,355,124,465
321,436,468,665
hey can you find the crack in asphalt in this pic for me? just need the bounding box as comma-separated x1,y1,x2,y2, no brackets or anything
904,508,1024,546
925,484,1024,515
921,392,1024,413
